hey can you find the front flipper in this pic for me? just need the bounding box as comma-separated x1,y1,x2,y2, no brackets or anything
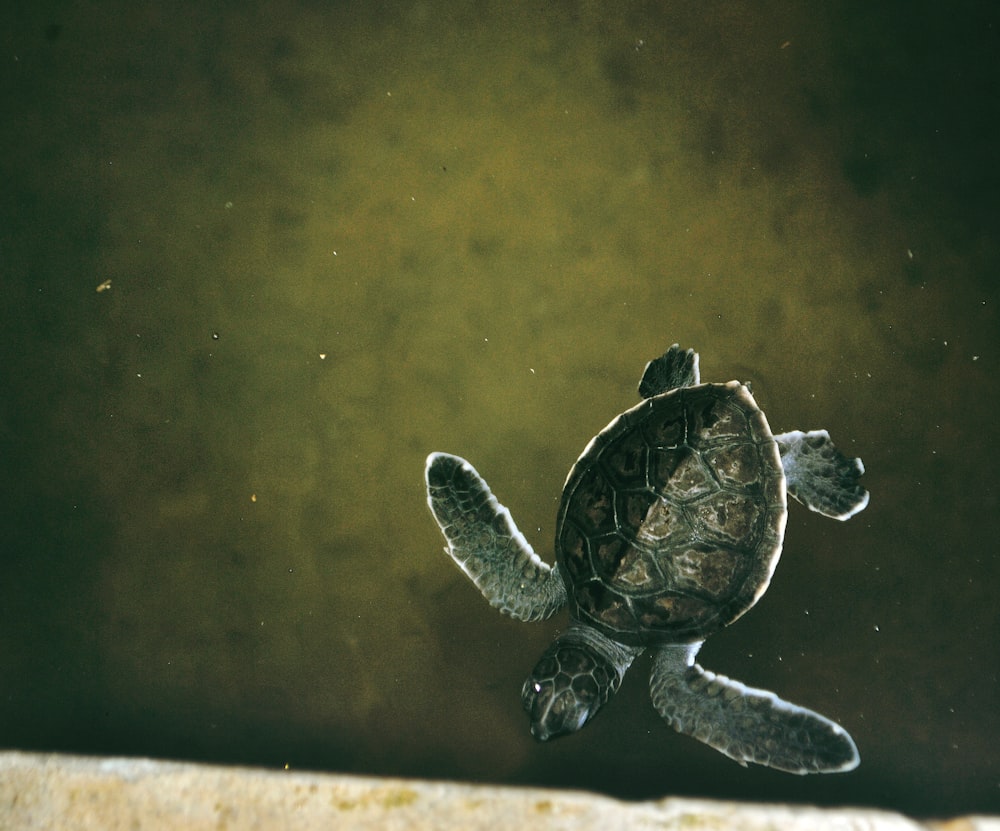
650,644,859,774
776,430,869,520
425,453,567,622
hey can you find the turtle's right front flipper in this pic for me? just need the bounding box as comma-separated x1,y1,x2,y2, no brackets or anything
650,644,859,774
425,453,568,622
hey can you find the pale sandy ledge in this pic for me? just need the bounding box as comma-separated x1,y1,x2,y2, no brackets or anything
0,752,997,831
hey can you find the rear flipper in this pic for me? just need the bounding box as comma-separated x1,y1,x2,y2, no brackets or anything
638,344,700,397
650,644,859,774
776,430,869,520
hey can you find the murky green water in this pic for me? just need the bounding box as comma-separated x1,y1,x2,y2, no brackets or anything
2,0,997,817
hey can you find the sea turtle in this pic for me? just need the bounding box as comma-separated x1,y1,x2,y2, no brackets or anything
425,345,869,774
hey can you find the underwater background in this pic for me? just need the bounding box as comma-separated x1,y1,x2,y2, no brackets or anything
1,0,997,817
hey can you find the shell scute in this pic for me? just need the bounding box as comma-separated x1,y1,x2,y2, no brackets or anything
600,427,650,489
576,580,636,632
566,466,617,536
650,447,718,501
559,523,590,582
639,396,686,448
703,441,765,488
686,383,753,446
668,544,743,599
690,491,766,546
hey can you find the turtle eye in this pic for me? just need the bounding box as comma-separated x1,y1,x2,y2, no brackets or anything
521,676,549,713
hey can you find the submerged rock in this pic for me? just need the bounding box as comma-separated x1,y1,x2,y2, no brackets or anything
0,752,996,831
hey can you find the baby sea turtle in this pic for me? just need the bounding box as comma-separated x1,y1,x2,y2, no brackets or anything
425,345,869,774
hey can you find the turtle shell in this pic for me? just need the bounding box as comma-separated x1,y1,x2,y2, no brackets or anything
556,381,787,646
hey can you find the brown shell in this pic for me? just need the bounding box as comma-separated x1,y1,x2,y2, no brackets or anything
556,381,787,645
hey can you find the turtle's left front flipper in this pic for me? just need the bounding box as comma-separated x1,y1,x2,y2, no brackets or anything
776,430,869,520
425,452,568,622
650,644,859,774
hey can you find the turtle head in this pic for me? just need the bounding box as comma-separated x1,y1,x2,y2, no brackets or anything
521,626,639,741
